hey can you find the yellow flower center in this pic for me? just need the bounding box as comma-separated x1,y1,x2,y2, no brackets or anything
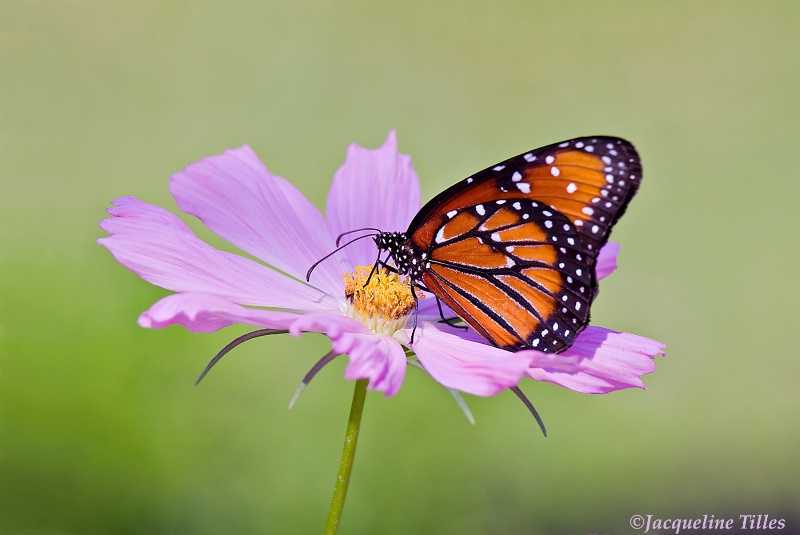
343,265,421,336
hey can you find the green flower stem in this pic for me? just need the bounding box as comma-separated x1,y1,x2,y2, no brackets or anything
324,378,369,535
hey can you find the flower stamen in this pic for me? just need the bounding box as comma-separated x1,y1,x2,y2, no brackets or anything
343,265,421,335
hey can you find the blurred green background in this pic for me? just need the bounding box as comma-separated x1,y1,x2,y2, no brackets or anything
2,1,799,533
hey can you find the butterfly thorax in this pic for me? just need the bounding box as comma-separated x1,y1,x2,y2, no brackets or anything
374,231,426,280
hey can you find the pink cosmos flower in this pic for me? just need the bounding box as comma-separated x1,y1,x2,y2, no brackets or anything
99,132,664,413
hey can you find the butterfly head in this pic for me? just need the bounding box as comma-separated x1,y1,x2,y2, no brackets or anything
374,231,425,279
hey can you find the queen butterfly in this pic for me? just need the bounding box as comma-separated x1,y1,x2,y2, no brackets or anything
374,136,642,353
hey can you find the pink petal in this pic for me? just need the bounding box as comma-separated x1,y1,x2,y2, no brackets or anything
140,292,407,395
288,314,408,395
402,323,534,396
170,146,350,295
596,241,620,281
325,131,421,267
139,293,303,332
331,332,407,396
287,312,371,339
99,197,337,310
525,326,665,394
141,294,382,358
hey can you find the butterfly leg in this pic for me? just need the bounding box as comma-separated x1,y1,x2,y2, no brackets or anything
414,281,467,331
409,284,421,343
434,296,467,330
363,250,385,287
364,253,400,287
405,287,467,342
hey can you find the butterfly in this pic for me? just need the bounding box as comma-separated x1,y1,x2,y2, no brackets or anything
373,136,642,353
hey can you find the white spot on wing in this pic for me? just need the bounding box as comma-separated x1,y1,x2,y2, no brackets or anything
550,166,560,177
516,182,531,193
566,182,577,194
447,210,457,218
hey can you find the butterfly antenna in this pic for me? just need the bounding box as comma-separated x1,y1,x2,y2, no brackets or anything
335,227,382,247
306,233,379,282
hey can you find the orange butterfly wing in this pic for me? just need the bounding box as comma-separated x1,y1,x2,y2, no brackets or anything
407,137,641,352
